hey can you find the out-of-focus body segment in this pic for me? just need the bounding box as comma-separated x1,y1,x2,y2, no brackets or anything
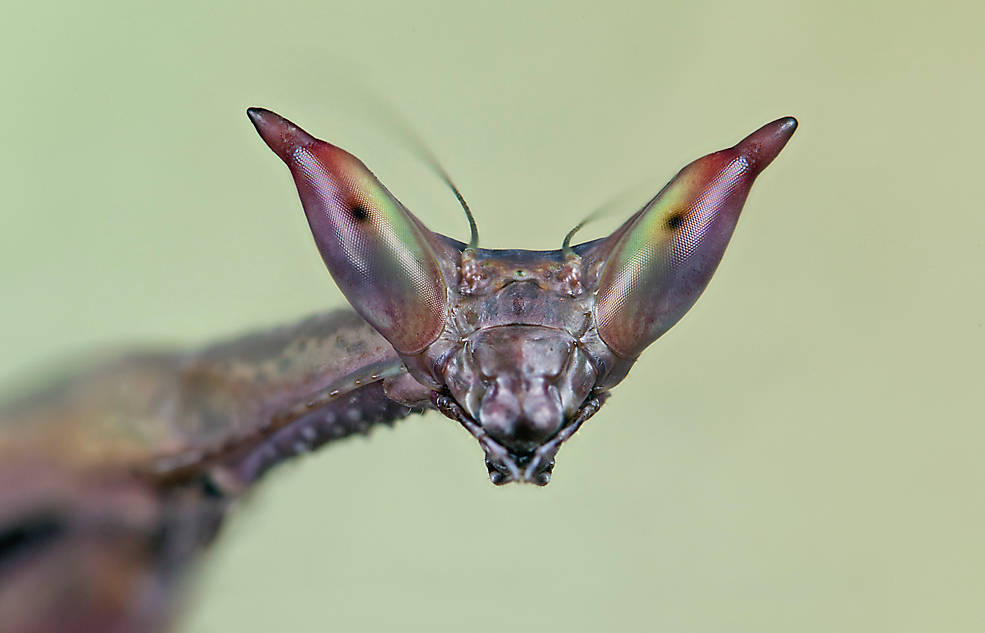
0,311,410,633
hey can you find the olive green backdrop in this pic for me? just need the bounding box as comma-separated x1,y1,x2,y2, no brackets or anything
1,1,982,631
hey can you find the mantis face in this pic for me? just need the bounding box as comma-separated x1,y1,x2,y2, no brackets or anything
250,109,796,484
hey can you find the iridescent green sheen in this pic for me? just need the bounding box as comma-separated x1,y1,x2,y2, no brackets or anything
249,108,448,354
594,118,797,358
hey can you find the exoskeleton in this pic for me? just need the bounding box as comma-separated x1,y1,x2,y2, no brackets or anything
0,111,795,632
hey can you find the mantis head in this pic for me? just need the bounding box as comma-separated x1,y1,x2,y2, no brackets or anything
249,108,796,484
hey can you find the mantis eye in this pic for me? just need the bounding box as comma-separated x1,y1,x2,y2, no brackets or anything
249,108,449,355
591,117,797,359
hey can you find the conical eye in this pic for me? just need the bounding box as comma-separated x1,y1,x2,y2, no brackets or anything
590,117,797,359
249,108,449,355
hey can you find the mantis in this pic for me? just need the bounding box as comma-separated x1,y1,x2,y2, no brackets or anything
0,110,796,632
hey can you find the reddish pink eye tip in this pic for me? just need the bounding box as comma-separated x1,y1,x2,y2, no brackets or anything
245,106,271,123
250,107,450,356
777,116,798,132
591,116,798,361
247,107,318,162
736,116,798,174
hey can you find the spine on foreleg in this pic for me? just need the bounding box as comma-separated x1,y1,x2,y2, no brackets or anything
224,381,417,485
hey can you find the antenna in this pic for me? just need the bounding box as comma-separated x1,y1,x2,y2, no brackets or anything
561,182,661,255
322,82,479,248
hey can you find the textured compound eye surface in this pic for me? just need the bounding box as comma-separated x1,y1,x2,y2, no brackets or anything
291,145,447,355
248,107,448,356
595,153,756,359
592,116,796,361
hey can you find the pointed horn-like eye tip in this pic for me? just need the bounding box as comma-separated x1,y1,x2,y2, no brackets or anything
245,106,271,124
736,116,798,175
591,116,798,363
247,107,319,162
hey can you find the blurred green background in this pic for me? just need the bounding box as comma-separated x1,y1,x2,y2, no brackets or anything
1,1,983,631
